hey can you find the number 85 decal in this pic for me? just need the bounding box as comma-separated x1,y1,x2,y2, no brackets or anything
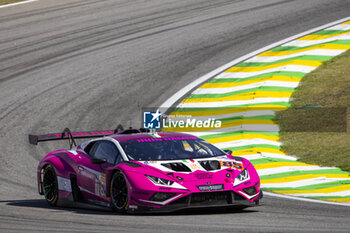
220,161,244,170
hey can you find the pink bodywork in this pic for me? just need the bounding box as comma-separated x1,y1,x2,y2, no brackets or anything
37,132,262,213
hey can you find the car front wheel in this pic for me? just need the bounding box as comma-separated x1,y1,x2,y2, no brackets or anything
110,171,128,213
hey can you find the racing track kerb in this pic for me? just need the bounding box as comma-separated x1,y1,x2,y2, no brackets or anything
160,17,350,205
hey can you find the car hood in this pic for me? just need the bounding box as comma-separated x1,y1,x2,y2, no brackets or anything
141,155,245,171
136,155,250,183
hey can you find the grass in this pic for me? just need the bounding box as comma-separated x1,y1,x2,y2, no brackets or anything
0,0,28,5
276,50,350,172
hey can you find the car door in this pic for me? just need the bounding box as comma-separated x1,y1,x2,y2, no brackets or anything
77,140,122,200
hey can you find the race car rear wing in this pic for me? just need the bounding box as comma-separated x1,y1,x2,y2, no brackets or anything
29,125,149,148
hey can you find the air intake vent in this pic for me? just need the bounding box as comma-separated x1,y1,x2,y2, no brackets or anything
161,162,191,172
199,160,221,171
191,191,232,205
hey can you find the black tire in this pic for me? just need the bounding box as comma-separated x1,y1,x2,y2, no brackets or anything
42,165,59,206
110,171,128,213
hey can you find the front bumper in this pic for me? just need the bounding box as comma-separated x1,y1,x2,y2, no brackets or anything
128,190,263,214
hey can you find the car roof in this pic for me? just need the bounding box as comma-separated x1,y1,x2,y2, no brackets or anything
109,132,198,142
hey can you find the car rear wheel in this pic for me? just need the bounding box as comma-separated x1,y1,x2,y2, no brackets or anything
110,171,128,213
42,165,59,206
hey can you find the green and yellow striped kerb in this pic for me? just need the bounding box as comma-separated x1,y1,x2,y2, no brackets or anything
164,20,350,203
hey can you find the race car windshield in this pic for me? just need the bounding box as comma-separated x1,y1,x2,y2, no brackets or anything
120,137,226,161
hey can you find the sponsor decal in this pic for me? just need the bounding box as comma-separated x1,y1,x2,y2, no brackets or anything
140,161,156,165
220,161,244,170
136,136,197,143
49,131,114,138
129,205,138,209
133,191,150,195
197,184,224,191
189,163,202,171
99,173,106,183
95,173,107,198
95,182,106,198
80,170,95,180
194,173,213,180
57,176,72,192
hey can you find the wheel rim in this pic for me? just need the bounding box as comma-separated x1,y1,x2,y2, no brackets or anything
43,168,57,202
112,174,128,209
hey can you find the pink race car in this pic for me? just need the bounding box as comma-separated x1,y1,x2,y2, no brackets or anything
29,128,262,214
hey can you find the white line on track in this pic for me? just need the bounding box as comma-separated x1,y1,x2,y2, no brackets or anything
193,81,299,94
178,97,290,108
213,138,282,148
327,24,350,31
181,128,280,137
166,125,279,133
214,65,317,79
264,191,350,207
241,153,297,161
170,110,277,120
288,190,350,197
0,0,38,9
204,124,279,133
262,177,350,188
257,166,336,176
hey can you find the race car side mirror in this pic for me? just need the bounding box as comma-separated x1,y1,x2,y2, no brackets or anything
223,149,232,155
91,157,107,164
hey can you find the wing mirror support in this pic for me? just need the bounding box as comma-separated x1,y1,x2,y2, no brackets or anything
223,149,232,155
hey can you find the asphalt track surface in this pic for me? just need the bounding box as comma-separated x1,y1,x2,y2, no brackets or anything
1,0,350,232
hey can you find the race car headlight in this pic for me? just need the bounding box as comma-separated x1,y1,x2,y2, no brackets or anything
146,175,174,186
236,169,249,182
